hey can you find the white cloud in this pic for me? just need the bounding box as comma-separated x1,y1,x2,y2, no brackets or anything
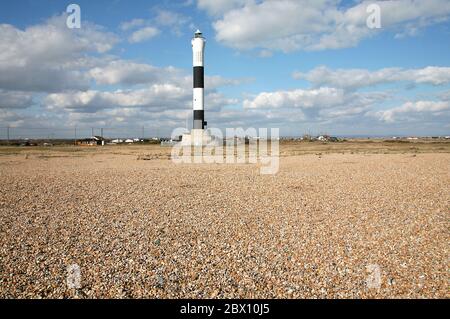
120,18,146,31
243,87,347,109
207,0,450,52
45,85,190,112
0,16,116,65
258,49,273,58
243,86,390,122
1,7,448,136
197,0,251,16
375,100,450,122
154,9,191,35
62,107,191,131
87,59,250,88
120,10,191,38
439,90,450,101
89,61,183,86
0,110,26,127
129,26,159,43
0,91,34,109
0,15,118,92
413,67,450,85
206,92,239,110
206,75,252,88
293,66,450,90
154,10,186,26
44,84,238,113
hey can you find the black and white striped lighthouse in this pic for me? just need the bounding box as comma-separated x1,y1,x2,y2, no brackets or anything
192,30,206,130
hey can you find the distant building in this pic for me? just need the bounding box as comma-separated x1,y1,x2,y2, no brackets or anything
317,135,339,142
75,136,105,146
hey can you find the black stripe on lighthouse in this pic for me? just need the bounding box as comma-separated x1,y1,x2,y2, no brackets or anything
194,110,204,121
193,65,205,129
193,111,204,129
193,66,204,88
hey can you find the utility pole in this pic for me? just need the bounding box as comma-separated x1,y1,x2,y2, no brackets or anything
74,126,77,141
142,126,145,140
7,126,10,144
101,128,103,138
92,127,94,137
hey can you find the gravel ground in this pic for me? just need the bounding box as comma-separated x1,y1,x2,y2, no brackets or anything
0,149,448,298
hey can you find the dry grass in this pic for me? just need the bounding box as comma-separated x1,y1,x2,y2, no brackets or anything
280,139,450,156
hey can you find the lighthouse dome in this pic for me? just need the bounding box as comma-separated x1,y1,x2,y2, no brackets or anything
194,29,203,38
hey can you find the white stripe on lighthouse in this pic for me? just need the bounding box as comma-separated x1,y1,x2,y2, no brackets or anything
193,88,204,111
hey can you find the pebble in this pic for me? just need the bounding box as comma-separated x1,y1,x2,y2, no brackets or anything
0,146,448,298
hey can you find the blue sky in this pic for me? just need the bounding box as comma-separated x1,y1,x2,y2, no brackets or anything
0,0,449,138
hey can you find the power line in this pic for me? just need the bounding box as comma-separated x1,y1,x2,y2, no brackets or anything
0,125,167,140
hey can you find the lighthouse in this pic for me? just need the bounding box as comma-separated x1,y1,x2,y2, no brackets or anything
181,30,211,146
192,29,206,130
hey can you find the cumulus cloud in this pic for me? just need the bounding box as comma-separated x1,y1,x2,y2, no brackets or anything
375,100,450,122
129,26,159,43
207,75,252,88
0,91,34,109
243,87,346,109
120,10,191,39
44,84,237,113
243,86,390,122
45,85,190,113
87,59,250,88
2,6,448,136
258,50,273,58
154,9,191,35
0,110,26,128
293,66,450,90
197,0,251,16
439,90,450,101
0,15,118,93
89,61,183,86
206,0,450,52
120,19,146,31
